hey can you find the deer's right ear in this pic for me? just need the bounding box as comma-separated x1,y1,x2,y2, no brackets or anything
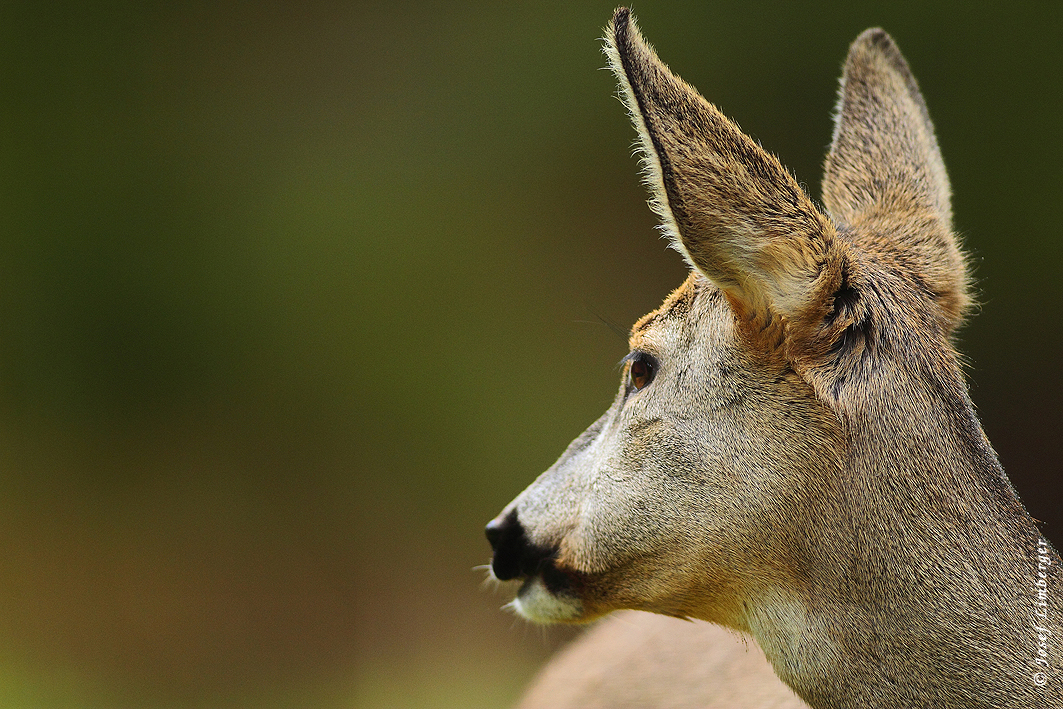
606,8,847,340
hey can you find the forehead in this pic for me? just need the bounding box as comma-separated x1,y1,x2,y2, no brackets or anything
629,273,708,351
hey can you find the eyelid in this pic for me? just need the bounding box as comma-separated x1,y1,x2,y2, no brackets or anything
621,350,659,394
619,350,655,368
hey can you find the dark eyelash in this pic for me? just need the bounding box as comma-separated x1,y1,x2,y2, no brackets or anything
619,351,651,368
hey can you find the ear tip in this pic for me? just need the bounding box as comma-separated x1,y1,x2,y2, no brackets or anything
609,7,634,51
849,27,909,69
845,27,922,92
854,27,894,48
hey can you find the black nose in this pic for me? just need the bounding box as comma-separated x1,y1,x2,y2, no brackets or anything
485,509,552,581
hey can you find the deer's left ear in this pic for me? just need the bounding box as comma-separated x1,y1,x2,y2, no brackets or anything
606,8,847,337
823,29,969,329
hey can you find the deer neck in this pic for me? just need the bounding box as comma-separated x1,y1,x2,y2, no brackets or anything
746,364,1063,708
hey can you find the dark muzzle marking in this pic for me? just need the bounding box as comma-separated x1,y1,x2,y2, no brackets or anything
485,509,568,593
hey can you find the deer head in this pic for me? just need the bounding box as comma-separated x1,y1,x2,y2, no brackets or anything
487,9,1059,708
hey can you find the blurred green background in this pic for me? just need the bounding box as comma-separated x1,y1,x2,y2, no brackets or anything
0,1,1060,707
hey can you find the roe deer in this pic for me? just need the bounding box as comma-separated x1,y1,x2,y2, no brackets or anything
486,7,1061,708
517,611,807,708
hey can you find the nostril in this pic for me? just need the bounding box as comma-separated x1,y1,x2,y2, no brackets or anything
485,510,565,585
485,509,525,580
484,518,506,552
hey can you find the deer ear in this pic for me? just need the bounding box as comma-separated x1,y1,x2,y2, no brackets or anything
823,29,969,328
605,8,845,332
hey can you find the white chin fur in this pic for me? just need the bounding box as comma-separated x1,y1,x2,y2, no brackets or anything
510,577,583,623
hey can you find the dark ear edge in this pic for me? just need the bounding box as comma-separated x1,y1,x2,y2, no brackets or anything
604,8,687,272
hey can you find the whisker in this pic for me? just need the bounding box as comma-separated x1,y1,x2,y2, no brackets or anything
574,305,629,342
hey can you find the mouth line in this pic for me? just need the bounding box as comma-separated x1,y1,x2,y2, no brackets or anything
514,558,577,599
510,573,585,624
515,575,536,598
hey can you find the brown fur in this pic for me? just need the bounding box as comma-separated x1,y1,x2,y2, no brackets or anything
518,612,806,709
488,8,1062,708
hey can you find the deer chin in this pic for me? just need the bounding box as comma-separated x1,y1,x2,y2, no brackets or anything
510,575,585,624
510,564,694,626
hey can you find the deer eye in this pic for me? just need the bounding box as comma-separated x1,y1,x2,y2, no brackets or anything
625,352,657,393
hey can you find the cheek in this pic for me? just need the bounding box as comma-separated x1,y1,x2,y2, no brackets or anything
549,416,728,573
560,481,740,619
562,461,704,573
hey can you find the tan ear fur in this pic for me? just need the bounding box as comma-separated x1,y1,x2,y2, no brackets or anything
605,8,847,341
823,28,970,328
